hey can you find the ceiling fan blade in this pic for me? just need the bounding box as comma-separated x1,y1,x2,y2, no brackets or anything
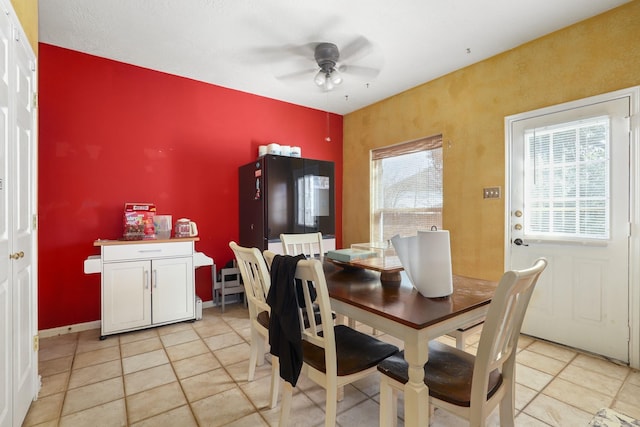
246,42,317,63
338,64,380,79
339,35,373,63
276,67,317,81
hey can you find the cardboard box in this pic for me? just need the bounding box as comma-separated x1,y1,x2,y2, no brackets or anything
123,203,156,240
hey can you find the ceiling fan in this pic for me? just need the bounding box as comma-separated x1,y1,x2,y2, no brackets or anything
274,36,381,91
313,42,343,91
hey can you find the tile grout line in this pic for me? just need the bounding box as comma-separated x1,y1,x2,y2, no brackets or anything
210,311,273,426
58,332,80,426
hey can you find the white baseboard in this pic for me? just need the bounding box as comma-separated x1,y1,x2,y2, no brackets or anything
39,320,101,338
39,298,217,338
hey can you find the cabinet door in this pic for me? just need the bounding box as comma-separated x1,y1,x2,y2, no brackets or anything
151,257,194,324
102,261,152,335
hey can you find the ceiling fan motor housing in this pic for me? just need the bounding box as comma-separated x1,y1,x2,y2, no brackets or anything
315,42,340,73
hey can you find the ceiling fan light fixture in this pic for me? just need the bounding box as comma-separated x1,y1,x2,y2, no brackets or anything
330,69,342,85
323,77,335,91
314,70,326,86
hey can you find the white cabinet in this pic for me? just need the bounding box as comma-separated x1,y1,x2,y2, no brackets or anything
98,240,196,338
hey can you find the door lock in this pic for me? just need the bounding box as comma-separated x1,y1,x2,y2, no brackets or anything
513,238,528,246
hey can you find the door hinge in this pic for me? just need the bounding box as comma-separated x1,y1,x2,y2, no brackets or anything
32,92,37,109
33,335,39,352
33,214,37,230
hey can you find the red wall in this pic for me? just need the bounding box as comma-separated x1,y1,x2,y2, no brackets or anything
38,43,343,331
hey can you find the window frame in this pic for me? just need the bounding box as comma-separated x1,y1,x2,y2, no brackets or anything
370,135,443,242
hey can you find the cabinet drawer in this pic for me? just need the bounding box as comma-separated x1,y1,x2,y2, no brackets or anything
103,241,193,261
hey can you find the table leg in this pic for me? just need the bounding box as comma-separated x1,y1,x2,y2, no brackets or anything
403,339,429,427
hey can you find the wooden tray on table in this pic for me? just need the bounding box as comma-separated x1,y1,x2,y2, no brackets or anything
329,256,404,285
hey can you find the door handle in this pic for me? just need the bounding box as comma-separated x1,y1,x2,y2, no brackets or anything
513,238,529,246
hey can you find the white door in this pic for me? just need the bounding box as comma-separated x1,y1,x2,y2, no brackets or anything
0,3,38,425
152,257,194,324
507,94,631,363
12,23,38,425
0,4,12,425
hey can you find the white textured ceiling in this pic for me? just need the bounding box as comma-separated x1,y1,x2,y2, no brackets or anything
38,0,629,115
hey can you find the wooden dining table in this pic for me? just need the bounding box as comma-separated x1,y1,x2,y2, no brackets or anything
322,259,497,427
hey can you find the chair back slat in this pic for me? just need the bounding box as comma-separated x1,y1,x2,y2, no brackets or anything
281,232,324,258
293,259,335,364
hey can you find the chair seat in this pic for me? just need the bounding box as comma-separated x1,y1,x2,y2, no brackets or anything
257,310,270,329
303,325,399,376
377,341,503,407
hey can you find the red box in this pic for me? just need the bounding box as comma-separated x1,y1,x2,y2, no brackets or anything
123,203,156,240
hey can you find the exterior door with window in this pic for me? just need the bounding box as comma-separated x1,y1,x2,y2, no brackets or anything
507,95,631,363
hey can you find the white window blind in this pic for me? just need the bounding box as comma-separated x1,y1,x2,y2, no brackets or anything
371,135,443,242
524,116,610,240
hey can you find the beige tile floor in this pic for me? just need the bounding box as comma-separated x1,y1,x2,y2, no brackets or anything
25,303,640,427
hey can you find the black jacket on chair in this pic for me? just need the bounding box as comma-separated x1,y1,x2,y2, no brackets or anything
267,253,310,386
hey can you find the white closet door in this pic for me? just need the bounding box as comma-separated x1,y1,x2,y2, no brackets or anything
12,23,37,425
0,4,12,426
0,1,38,425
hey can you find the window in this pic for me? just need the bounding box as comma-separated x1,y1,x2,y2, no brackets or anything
524,116,610,240
371,135,443,242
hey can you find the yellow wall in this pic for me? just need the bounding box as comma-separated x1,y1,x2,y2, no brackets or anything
11,0,37,55
343,1,640,281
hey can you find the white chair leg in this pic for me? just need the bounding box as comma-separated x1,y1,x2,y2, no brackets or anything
379,376,398,427
270,357,280,409
499,385,516,427
456,334,465,350
280,381,294,427
324,384,338,427
248,329,261,381
257,334,266,367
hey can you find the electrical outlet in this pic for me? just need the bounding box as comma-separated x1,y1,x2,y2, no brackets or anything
483,187,501,199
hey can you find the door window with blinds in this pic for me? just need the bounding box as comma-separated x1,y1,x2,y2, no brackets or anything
524,116,610,240
371,135,443,242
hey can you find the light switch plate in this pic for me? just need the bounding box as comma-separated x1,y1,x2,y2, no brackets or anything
483,187,501,199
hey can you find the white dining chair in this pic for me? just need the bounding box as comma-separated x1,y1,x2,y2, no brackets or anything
274,257,399,427
377,258,548,427
228,241,280,409
280,232,324,258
